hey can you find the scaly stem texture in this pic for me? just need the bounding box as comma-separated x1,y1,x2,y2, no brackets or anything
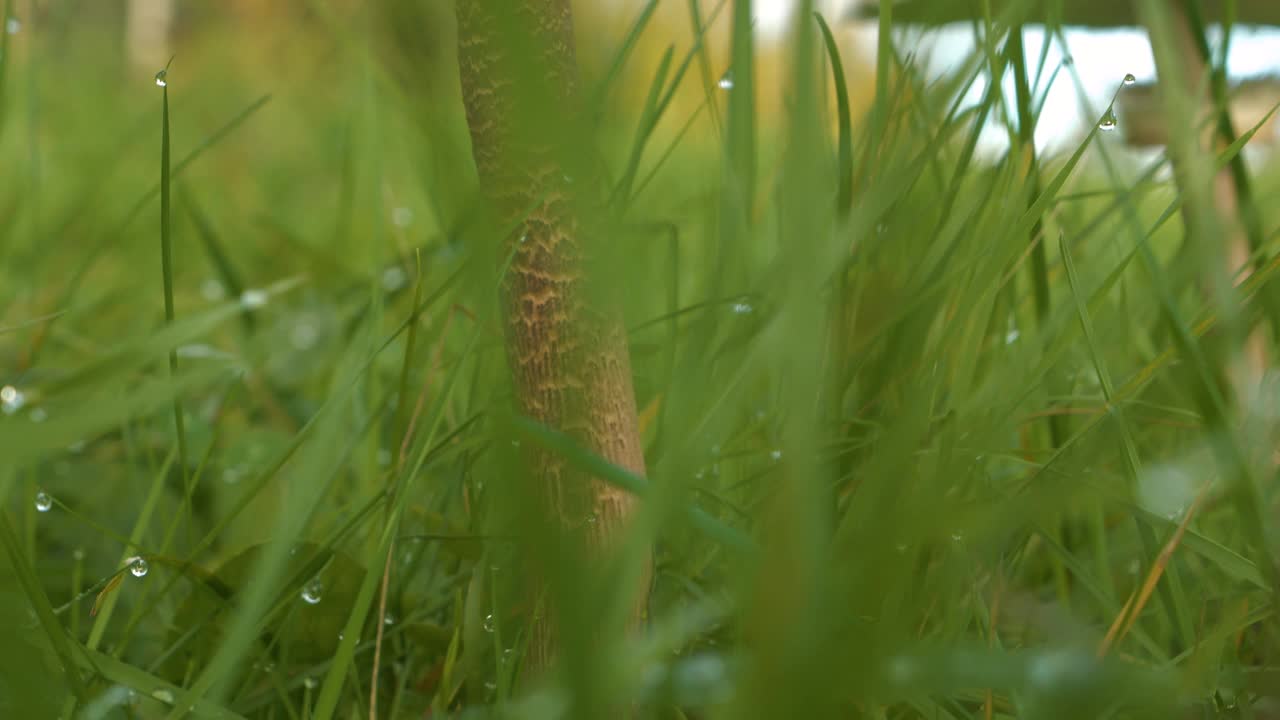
455,0,648,672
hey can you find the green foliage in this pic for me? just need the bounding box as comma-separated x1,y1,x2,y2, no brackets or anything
2,1,1280,718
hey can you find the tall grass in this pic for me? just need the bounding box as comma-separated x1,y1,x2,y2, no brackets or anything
2,1,1280,718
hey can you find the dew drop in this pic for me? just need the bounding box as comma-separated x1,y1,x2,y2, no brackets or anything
29,407,47,423
381,266,407,292
240,288,269,309
154,69,168,87
585,512,599,526
73,548,86,561
128,556,149,578
1098,109,1118,132
718,71,734,90
200,278,225,301
502,647,514,664
1005,329,1020,345
151,688,174,703
1122,73,1137,86
5,18,20,34
770,449,782,462
303,676,318,690
484,680,497,692
34,492,52,513
731,301,753,315
290,322,319,350
301,578,323,604
483,613,495,633
384,612,396,626
2,385,27,415
391,206,414,228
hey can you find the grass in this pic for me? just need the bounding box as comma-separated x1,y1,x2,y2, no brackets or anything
3,1,1280,718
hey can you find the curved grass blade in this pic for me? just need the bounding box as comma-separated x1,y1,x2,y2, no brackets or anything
814,11,852,217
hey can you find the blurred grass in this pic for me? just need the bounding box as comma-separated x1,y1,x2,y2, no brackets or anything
2,1,1280,718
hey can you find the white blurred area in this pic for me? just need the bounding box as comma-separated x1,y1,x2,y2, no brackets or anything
633,0,1280,154
857,22,1280,155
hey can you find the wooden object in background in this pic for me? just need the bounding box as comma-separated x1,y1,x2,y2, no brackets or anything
126,0,173,74
853,0,1280,27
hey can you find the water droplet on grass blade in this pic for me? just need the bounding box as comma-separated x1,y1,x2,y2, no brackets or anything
718,71,734,90
1098,109,1118,132
301,578,323,604
1123,73,1137,86
483,613,495,632
1,385,26,414
200,278,225,301
151,688,174,703
303,676,318,690
154,69,167,87
290,322,319,350
240,288,269,309
5,18,20,34
381,266,407,292
128,556,149,577
731,301,753,315
34,492,52,512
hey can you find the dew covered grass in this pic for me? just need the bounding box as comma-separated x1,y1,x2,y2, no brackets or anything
4,1,1280,718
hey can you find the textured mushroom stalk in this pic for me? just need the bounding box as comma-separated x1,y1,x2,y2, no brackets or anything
455,0,648,671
